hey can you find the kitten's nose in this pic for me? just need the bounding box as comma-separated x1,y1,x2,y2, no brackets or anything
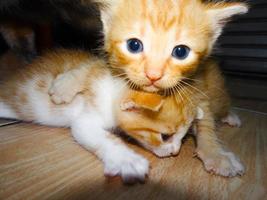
145,69,162,82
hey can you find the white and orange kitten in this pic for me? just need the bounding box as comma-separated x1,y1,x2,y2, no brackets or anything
0,49,150,183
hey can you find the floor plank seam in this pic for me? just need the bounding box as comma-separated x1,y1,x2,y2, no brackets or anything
233,107,267,116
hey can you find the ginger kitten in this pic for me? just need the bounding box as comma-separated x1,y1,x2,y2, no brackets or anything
96,0,248,176
0,49,151,184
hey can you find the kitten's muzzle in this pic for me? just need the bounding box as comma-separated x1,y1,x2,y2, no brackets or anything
145,68,163,83
152,143,181,158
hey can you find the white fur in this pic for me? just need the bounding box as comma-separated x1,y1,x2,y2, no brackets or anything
152,124,191,158
0,102,18,119
69,76,149,182
19,78,85,127
91,76,123,128
196,107,204,120
0,71,149,183
222,112,241,127
71,112,148,182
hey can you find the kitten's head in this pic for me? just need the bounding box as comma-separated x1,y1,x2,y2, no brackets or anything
99,0,248,92
118,92,202,157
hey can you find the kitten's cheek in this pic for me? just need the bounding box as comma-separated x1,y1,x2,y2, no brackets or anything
154,76,179,89
172,142,182,156
127,72,149,86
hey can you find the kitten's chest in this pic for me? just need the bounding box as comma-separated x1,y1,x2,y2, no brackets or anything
89,76,126,128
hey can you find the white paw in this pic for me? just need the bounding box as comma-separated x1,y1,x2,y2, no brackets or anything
49,73,80,104
222,112,241,127
103,150,149,184
120,100,139,111
198,149,245,177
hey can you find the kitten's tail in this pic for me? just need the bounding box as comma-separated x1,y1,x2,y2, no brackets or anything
0,22,37,62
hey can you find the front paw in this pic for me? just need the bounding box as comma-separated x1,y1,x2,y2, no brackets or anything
197,149,245,177
103,150,149,184
120,100,140,111
221,112,241,127
49,73,80,104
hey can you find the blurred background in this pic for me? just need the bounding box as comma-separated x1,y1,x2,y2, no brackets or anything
0,0,267,107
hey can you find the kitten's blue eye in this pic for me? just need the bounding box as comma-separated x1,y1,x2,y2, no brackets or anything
172,45,190,60
127,38,143,53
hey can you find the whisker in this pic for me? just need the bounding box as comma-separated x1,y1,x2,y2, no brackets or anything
180,80,209,99
173,87,183,106
168,78,184,105
173,85,184,106
112,73,127,78
181,76,202,83
177,84,195,108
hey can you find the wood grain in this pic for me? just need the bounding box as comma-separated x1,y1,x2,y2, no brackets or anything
0,109,266,200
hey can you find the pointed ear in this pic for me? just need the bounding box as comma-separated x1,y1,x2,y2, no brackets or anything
96,0,120,35
207,2,249,42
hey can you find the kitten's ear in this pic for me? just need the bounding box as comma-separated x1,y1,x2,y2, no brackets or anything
206,2,249,42
96,0,121,35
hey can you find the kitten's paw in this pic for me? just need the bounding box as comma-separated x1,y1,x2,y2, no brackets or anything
120,100,139,111
221,112,241,127
197,149,245,177
104,151,149,184
49,73,80,104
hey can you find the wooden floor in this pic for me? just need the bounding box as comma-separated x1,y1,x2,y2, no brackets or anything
0,107,266,200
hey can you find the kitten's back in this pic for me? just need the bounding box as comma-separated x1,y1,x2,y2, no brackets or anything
0,49,101,124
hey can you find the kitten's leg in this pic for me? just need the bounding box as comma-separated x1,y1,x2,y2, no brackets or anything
49,67,88,104
221,112,241,127
71,113,149,184
196,102,244,177
0,102,18,119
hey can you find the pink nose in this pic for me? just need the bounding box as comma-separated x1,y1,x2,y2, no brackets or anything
145,70,162,82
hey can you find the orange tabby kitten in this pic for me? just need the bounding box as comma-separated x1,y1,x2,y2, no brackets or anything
0,49,151,184
99,0,248,176
50,0,248,177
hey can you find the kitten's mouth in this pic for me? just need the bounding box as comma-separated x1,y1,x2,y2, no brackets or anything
143,84,160,92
